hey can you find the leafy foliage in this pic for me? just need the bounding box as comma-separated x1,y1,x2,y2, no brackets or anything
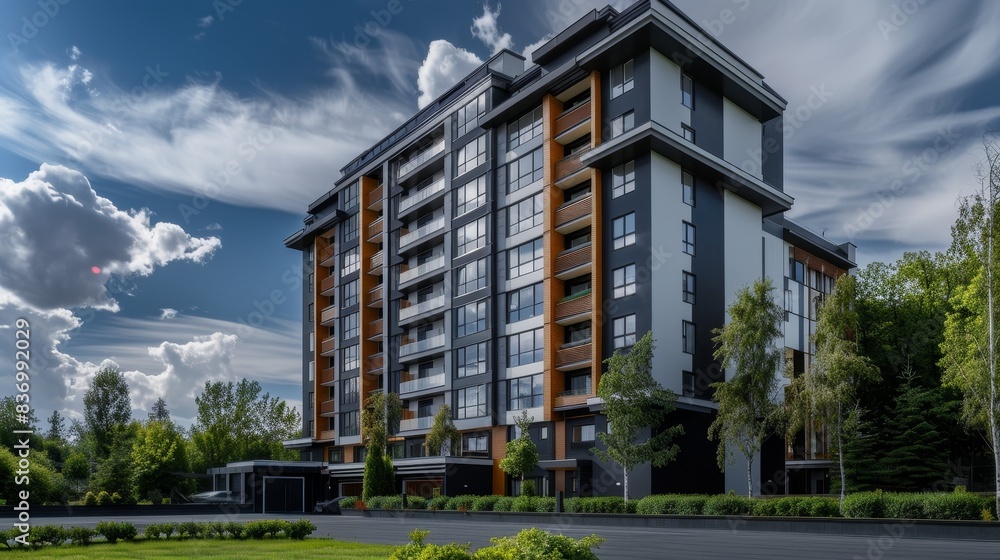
131,420,191,501
362,391,402,500
424,404,460,457
83,367,132,457
499,410,539,491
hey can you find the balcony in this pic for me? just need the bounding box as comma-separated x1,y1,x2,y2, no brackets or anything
399,370,446,394
367,184,384,212
319,244,337,267
398,138,445,179
398,176,446,215
555,194,593,234
320,335,338,357
399,294,446,323
319,274,337,296
319,399,337,416
555,147,592,189
554,386,592,409
399,416,435,431
369,250,384,275
317,429,337,442
368,318,383,339
399,332,446,358
555,290,593,325
399,215,446,251
555,243,593,280
319,367,336,386
554,100,592,144
368,284,384,308
319,305,337,326
367,217,384,243
365,352,384,374
557,340,592,370
399,254,446,286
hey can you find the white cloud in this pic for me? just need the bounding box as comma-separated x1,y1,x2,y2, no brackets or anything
159,308,178,320
69,46,81,61
417,40,483,109
205,223,223,231
197,15,214,28
521,36,552,65
471,3,514,54
0,165,220,311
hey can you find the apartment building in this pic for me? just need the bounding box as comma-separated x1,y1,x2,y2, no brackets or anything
283,0,856,499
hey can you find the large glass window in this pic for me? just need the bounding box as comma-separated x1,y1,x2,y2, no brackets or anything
683,222,696,255
455,385,487,419
456,258,488,296
342,247,359,276
456,92,487,137
456,300,488,337
341,377,358,405
457,135,487,176
508,328,544,367
613,264,636,298
507,149,544,194
508,106,543,150
610,59,634,98
509,374,543,410
572,424,595,443
455,174,487,217
683,272,696,304
343,344,359,371
682,321,696,354
613,315,636,349
456,217,487,256
613,213,636,249
508,193,544,236
508,283,543,323
456,342,488,378
341,182,358,211
610,111,635,138
612,161,635,198
342,214,358,243
342,312,359,340
340,410,359,437
508,238,543,279
342,279,358,307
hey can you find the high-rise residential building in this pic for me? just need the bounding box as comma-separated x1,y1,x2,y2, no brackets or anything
283,0,856,498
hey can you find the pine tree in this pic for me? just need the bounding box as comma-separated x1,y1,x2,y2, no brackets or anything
882,384,950,490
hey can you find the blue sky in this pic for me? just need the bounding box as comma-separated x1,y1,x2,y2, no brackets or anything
1,0,999,429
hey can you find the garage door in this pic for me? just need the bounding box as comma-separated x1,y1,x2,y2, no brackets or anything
263,477,305,513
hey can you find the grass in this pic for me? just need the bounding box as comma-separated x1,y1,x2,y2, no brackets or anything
3,538,395,559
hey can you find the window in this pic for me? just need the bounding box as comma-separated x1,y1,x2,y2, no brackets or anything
341,313,359,340
572,424,595,443
342,279,358,307
341,377,358,405
456,92,486,137
682,321,695,354
456,342,488,378
463,433,489,456
508,193,544,236
613,315,636,349
308,273,314,293
507,148,544,193
682,124,695,142
566,182,591,203
682,371,696,398
613,264,636,298
565,227,591,250
456,300,487,337
343,344,359,371
342,214,358,243
508,238,543,279
456,216,487,256
565,322,591,345
307,303,314,322
508,328,544,367
340,410,359,437
508,106,543,150
455,385,487,419
611,111,635,138
790,259,805,283
342,247,359,276
682,222,695,255
328,448,344,464
613,213,636,249
509,374,543,410
682,171,695,206
457,135,487,176
612,161,635,198
342,182,358,211
683,272,696,304
566,276,591,298
508,283,543,323
455,174,487,216
418,399,433,418
610,59,634,98
681,74,694,109
567,371,591,393
456,258,488,296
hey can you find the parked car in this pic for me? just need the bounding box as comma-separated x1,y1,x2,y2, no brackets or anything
314,496,352,514
190,490,239,504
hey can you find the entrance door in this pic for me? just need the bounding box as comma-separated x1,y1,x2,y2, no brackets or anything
263,477,305,513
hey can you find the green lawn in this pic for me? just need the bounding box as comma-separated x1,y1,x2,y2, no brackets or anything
3,539,395,559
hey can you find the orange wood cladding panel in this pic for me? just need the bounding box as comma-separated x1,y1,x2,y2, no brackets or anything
554,245,592,274
359,176,382,410
313,235,332,446
589,70,604,396
553,100,591,137
555,293,592,320
793,247,846,280
344,445,354,463
541,93,563,423
491,425,509,495
555,194,592,228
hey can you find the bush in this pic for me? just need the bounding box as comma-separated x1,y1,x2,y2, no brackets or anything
203,521,226,538
884,494,927,520
144,523,163,539
68,526,96,546
447,495,477,512
29,525,68,547
636,494,708,516
471,495,500,512
428,495,452,511
511,496,538,512
95,521,137,543
95,490,112,506
520,480,536,497
493,496,514,512
83,492,98,506
473,528,604,560
752,498,778,517
842,491,886,519
574,497,627,514
0,528,18,548
921,492,987,520
407,496,428,510
563,497,582,513
535,497,557,512
244,520,269,539
339,496,358,509
703,493,752,516
366,496,388,510
382,496,403,510
224,522,245,539
110,492,124,505
285,519,316,540
390,529,472,560
177,521,202,538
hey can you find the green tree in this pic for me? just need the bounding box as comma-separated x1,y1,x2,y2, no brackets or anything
792,274,878,509
93,427,138,502
593,331,682,502
47,410,66,442
424,405,460,457
190,379,300,470
131,420,191,501
710,279,785,497
500,410,540,496
0,448,66,504
147,397,171,423
83,366,132,456
361,392,402,500
881,379,951,491
63,452,90,495
0,396,42,451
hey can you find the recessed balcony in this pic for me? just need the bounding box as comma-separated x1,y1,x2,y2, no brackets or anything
368,284,384,308
319,305,337,326
399,254,446,286
319,274,337,296
317,429,336,442
555,290,593,326
367,217,384,243
554,100,592,145
319,367,336,386
555,194,592,234
399,369,446,395
555,147,592,189
399,332,446,360
557,340,592,370
399,415,435,432
397,138,445,179
319,399,337,416
554,386,592,409
554,243,593,280
398,175,446,216
368,318,383,340
399,215,446,252
367,183,384,212
320,335,338,357
369,250,384,275
319,245,337,267
399,294,446,324
366,352,384,374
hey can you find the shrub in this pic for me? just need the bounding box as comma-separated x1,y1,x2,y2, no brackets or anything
535,497,557,512
224,522,245,539
95,491,112,506
110,492,124,505
428,495,452,511
703,493,752,516
244,520,269,539
982,508,996,522
204,521,226,538
563,497,582,513
512,495,539,512
636,494,708,516
407,496,428,510
383,496,403,510
366,496,388,510
447,495,477,512
160,522,176,539
921,492,986,520
752,498,778,517
471,495,500,512
29,525,68,547
473,528,605,560
390,529,471,560
884,494,926,520
842,491,886,519
83,492,98,506
285,519,316,540
339,496,358,509
266,520,289,537
520,480,536,497
144,523,163,539
493,496,515,512
68,526,96,546
574,497,627,514
177,521,202,538
95,521,137,543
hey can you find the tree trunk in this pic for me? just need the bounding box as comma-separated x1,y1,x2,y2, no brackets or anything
989,185,1000,517
623,468,629,504
838,402,846,511
747,456,753,499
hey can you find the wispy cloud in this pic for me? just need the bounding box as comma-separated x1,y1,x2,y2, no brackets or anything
159,308,178,320
197,15,214,28
471,3,514,54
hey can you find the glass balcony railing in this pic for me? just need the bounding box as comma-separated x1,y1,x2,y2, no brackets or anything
399,416,435,431
399,215,445,248
399,371,446,394
399,254,446,284
397,139,445,178
399,294,446,321
399,175,446,213
399,332,446,356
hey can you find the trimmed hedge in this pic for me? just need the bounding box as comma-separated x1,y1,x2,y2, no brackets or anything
3,520,317,548
842,491,995,521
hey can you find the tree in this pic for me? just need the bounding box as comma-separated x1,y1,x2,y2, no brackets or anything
83,366,132,456
63,452,91,494
592,331,682,503
148,398,171,423
189,379,301,471
0,396,41,451
881,381,951,491
424,405,460,457
131,420,191,501
361,392,402,500
500,410,541,495
47,410,66,442
710,279,785,497
940,131,1000,515
792,274,878,509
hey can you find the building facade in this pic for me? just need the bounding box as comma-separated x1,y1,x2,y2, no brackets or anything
284,0,855,499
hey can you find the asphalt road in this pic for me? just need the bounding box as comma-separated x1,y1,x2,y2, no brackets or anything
29,513,1000,559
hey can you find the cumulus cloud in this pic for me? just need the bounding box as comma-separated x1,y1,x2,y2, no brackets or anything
471,3,514,54
417,40,483,109
0,165,220,311
159,308,178,320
